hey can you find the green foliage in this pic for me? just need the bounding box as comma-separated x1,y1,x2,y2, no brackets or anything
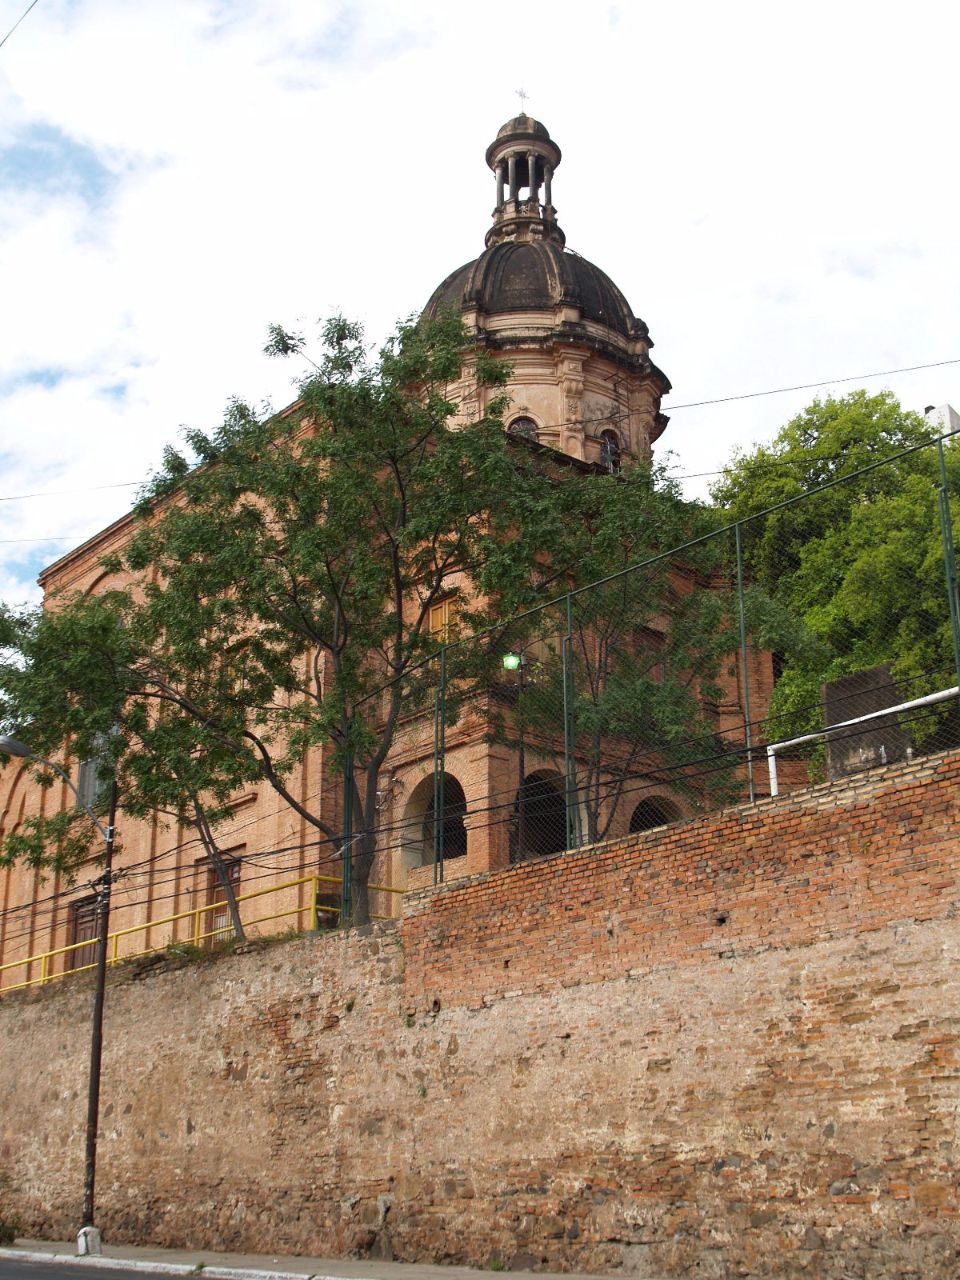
0,806,101,876
712,390,954,738
489,463,807,843
165,940,218,964
0,598,123,874
0,1172,21,1244
262,323,307,360
0,310,597,916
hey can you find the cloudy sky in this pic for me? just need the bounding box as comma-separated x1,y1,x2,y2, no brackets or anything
1,0,958,608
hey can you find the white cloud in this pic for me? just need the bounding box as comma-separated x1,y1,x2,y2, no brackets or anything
2,0,959,604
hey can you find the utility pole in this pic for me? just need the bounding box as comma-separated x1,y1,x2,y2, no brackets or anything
0,735,117,1258
502,652,528,859
80,776,118,1254
517,656,527,859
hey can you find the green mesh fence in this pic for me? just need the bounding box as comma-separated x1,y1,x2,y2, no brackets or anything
343,433,960,900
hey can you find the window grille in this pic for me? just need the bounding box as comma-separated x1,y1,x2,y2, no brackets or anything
600,430,622,474
508,416,538,440
204,859,241,947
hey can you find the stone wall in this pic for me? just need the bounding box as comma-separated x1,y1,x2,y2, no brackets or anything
3,752,960,1277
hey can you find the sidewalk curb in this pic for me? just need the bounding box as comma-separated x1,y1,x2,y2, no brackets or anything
0,1249,338,1280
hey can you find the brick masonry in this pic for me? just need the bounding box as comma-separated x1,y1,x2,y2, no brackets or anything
3,752,960,1276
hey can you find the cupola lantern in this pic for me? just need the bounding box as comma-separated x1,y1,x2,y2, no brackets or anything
484,114,564,248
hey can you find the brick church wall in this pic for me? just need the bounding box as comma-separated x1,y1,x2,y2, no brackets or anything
3,751,960,1277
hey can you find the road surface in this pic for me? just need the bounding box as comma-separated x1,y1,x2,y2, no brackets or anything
0,1263,147,1280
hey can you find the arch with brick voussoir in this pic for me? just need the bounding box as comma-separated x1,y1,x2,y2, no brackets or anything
574,783,690,847
81,566,128,599
0,764,60,978
629,793,683,833
398,771,468,876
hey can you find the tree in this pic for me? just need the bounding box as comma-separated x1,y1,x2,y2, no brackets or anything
0,598,250,940
0,311,583,924
493,463,801,845
710,390,955,741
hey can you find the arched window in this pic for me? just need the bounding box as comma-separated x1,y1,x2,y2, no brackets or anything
423,775,468,859
511,771,566,862
508,416,538,441
77,729,112,811
600,430,622,474
400,773,469,873
629,796,680,833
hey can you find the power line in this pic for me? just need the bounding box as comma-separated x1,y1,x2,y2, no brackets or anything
0,769,346,931
0,481,138,504
1,535,84,544
2,355,957,515
4,646,952,939
2,660,953,940
665,357,960,413
0,0,39,50
666,438,943,482
4,689,953,957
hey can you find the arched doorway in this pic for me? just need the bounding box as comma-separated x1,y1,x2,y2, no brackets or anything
511,771,566,862
629,795,680,833
401,773,468,873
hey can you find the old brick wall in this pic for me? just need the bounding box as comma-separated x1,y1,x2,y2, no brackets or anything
402,747,960,1004
3,752,960,1277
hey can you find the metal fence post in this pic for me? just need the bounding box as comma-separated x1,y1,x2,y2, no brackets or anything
433,648,447,884
937,440,960,691
734,523,756,803
562,594,581,849
340,737,353,924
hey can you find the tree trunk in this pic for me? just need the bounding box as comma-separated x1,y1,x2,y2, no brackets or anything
193,799,247,945
351,849,373,926
346,833,378,927
346,767,380,927
584,721,605,845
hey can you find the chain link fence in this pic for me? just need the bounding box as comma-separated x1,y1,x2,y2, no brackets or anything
340,432,960,906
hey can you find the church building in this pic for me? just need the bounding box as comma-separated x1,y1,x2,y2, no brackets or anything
0,116,771,991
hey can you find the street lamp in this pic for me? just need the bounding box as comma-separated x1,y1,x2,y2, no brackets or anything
501,653,528,859
0,735,117,1258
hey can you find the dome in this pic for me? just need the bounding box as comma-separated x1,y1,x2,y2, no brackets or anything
497,113,550,142
422,240,648,343
420,115,670,389
485,114,559,168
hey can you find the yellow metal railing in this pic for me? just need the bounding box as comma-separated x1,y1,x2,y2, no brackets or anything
0,871,404,995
